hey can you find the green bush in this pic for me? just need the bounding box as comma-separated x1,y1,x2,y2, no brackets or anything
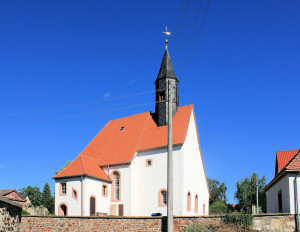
21,210,30,215
209,201,228,215
222,213,253,227
184,223,208,232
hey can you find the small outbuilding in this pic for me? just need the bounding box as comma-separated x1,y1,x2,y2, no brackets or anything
265,149,300,213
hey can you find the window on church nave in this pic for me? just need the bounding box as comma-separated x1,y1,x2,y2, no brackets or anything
102,184,108,197
112,171,120,201
158,189,167,206
60,183,67,195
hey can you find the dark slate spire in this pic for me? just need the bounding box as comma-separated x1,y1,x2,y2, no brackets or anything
154,40,179,126
156,43,177,81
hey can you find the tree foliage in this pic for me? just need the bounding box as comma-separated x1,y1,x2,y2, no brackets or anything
42,182,54,214
208,178,227,204
234,173,266,212
55,160,72,174
19,185,42,207
209,201,228,215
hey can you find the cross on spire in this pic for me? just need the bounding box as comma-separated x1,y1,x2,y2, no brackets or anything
162,26,171,46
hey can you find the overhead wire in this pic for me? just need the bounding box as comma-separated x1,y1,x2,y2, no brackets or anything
181,0,212,77
180,0,205,69
0,89,155,117
173,0,185,43
173,0,190,60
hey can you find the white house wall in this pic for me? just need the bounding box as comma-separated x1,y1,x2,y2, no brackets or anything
182,110,209,215
82,177,111,216
266,174,290,213
131,146,182,216
55,177,82,216
103,164,130,216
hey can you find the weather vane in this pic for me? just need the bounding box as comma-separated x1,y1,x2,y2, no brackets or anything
162,26,171,46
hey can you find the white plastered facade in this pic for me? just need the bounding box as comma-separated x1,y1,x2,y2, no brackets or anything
55,109,209,216
266,173,300,214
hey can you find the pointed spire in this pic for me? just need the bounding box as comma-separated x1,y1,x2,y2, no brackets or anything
156,44,177,81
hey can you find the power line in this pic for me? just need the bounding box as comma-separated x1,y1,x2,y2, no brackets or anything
0,90,155,117
180,0,205,68
0,101,155,126
174,0,185,43
173,0,190,60
182,0,212,77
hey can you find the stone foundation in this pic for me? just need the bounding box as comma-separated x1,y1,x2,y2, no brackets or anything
21,214,296,232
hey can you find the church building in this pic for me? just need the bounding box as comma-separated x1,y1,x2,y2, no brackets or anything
53,40,210,217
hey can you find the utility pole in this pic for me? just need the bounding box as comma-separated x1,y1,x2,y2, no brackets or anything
256,174,259,214
167,79,173,232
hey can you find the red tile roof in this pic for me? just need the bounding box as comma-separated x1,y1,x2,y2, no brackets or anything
53,105,193,180
276,149,300,174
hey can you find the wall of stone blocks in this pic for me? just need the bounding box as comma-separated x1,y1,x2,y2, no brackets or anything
20,214,296,232
0,197,22,232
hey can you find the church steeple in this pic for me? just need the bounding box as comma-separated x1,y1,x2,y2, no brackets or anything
154,40,179,126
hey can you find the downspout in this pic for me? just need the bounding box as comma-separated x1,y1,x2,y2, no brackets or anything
297,172,300,231
81,175,84,216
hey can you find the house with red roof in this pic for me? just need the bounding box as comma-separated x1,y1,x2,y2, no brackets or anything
53,41,209,217
265,149,300,213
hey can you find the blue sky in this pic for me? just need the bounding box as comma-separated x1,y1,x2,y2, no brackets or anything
0,0,299,203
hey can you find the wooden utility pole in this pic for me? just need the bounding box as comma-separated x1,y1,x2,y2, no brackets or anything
256,174,259,214
167,80,173,232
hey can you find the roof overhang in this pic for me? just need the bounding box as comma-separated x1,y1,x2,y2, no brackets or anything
138,143,183,153
53,174,112,183
264,169,300,192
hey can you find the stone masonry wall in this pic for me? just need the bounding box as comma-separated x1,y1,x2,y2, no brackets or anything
21,214,296,232
0,196,22,232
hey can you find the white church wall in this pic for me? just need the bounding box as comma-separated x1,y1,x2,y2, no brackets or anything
182,110,209,216
131,146,182,216
266,174,290,213
83,177,111,216
106,164,130,216
55,177,82,216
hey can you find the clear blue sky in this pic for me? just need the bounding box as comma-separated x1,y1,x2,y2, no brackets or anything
1,1,299,203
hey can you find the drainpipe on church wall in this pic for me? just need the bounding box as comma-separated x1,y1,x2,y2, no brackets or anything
81,175,84,216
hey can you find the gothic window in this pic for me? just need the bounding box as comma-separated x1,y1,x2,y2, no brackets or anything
156,91,166,101
194,194,198,213
111,171,121,201
187,191,191,211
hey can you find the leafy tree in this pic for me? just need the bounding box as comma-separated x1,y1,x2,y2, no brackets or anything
19,185,42,207
208,178,227,204
209,201,228,215
55,160,72,174
234,173,266,212
42,182,54,214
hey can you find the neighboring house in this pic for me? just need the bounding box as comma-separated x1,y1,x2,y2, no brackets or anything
0,189,26,208
265,149,300,213
53,41,210,217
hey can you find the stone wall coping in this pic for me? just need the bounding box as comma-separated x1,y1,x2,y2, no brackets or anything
252,213,294,217
22,213,295,220
0,195,22,208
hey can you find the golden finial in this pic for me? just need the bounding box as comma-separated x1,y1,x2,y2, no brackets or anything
162,26,171,48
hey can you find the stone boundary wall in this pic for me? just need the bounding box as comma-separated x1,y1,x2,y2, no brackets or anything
21,214,296,232
0,196,22,232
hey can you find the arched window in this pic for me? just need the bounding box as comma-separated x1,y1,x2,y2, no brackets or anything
90,196,96,216
158,189,167,206
58,203,68,216
203,204,206,215
187,191,191,211
111,171,121,201
194,194,198,213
